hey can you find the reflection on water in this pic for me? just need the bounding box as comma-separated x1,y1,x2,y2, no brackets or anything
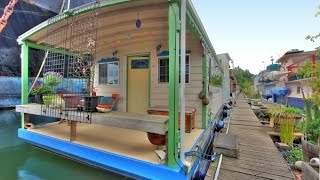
0,109,130,180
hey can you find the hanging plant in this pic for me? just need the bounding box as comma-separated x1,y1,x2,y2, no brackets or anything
209,74,223,86
43,71,63,87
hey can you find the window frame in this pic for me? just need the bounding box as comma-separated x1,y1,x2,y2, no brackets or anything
157,54,190,84
296,86,301,94
98,61,120,85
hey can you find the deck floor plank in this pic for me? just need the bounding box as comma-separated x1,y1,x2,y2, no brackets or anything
206,95,294,180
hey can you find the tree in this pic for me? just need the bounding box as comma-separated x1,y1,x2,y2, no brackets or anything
230,67,258,98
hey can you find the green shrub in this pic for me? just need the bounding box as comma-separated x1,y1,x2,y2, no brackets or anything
30,84,53,95
297,118,320,145
209,75,223,86
43,71,63,87
268,105,303,146
286,146,303,166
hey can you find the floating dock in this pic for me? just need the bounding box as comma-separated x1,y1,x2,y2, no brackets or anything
206,95,295,180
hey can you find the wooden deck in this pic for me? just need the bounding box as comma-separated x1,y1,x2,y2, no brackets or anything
27,123,203,164
206,95,294,180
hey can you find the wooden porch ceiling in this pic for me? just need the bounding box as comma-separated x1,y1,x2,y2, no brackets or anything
27,0,169,56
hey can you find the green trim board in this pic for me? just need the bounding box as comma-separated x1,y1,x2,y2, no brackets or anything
25,41,80,57
21,41,29,128
186,0,215,55
167,1,179,168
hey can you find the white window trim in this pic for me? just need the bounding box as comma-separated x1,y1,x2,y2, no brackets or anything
296,86,301,94
98,61,120,86
157,54,190,84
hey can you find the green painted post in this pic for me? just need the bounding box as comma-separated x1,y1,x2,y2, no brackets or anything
21,41,29,128
202,44,208,128
168,1,179,168
25,41,78,57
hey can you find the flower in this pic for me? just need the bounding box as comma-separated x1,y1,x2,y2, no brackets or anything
30,83,53,95
43,71,63,87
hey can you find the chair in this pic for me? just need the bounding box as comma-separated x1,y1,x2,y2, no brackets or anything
97,94,120,111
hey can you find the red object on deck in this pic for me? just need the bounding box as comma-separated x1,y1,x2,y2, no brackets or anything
200,41,205,57
311,54,316,64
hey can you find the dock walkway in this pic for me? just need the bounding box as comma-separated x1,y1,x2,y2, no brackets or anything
206,95,294,180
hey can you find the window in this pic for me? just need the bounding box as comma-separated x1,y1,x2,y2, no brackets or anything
297,86,301,94
99,61,119,85
158,55,190,83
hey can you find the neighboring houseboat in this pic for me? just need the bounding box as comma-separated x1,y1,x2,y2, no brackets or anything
15,0,228,179
275,49,317,109
253,63,283,100
254,49,318,109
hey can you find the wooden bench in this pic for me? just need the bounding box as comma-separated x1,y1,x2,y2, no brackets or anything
147,106,196,133
91,112,168,135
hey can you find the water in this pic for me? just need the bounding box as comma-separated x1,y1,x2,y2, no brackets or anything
0,109,130,180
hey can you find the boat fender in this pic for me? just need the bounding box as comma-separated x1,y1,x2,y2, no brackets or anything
222,110,228,118
215,120,224,132
310,158,320,166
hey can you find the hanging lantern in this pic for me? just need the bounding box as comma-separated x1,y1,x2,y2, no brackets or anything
136,12,142,28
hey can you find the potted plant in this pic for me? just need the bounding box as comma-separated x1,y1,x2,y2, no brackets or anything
296,104,320,162
42,71,63,107
30,84,53,104
43,71,63,87
268,105,303,146
297,60,320,161
209,74,223,93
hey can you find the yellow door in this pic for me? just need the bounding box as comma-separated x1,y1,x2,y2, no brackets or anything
127,56,149,114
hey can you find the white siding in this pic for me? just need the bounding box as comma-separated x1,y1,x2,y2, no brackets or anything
150,34,205,128
93,32,222,128
286,82,312,98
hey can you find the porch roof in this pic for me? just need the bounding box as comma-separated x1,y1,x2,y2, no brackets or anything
17,0,217,60
276,50,315,64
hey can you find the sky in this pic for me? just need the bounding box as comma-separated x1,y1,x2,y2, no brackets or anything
192,0,320,74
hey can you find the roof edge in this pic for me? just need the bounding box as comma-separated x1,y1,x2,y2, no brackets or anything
186,0,216,56
186,0,221,71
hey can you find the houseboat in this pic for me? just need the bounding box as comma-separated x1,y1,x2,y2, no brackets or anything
16,0,229,179
275,50,317,109
255,49,318,110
